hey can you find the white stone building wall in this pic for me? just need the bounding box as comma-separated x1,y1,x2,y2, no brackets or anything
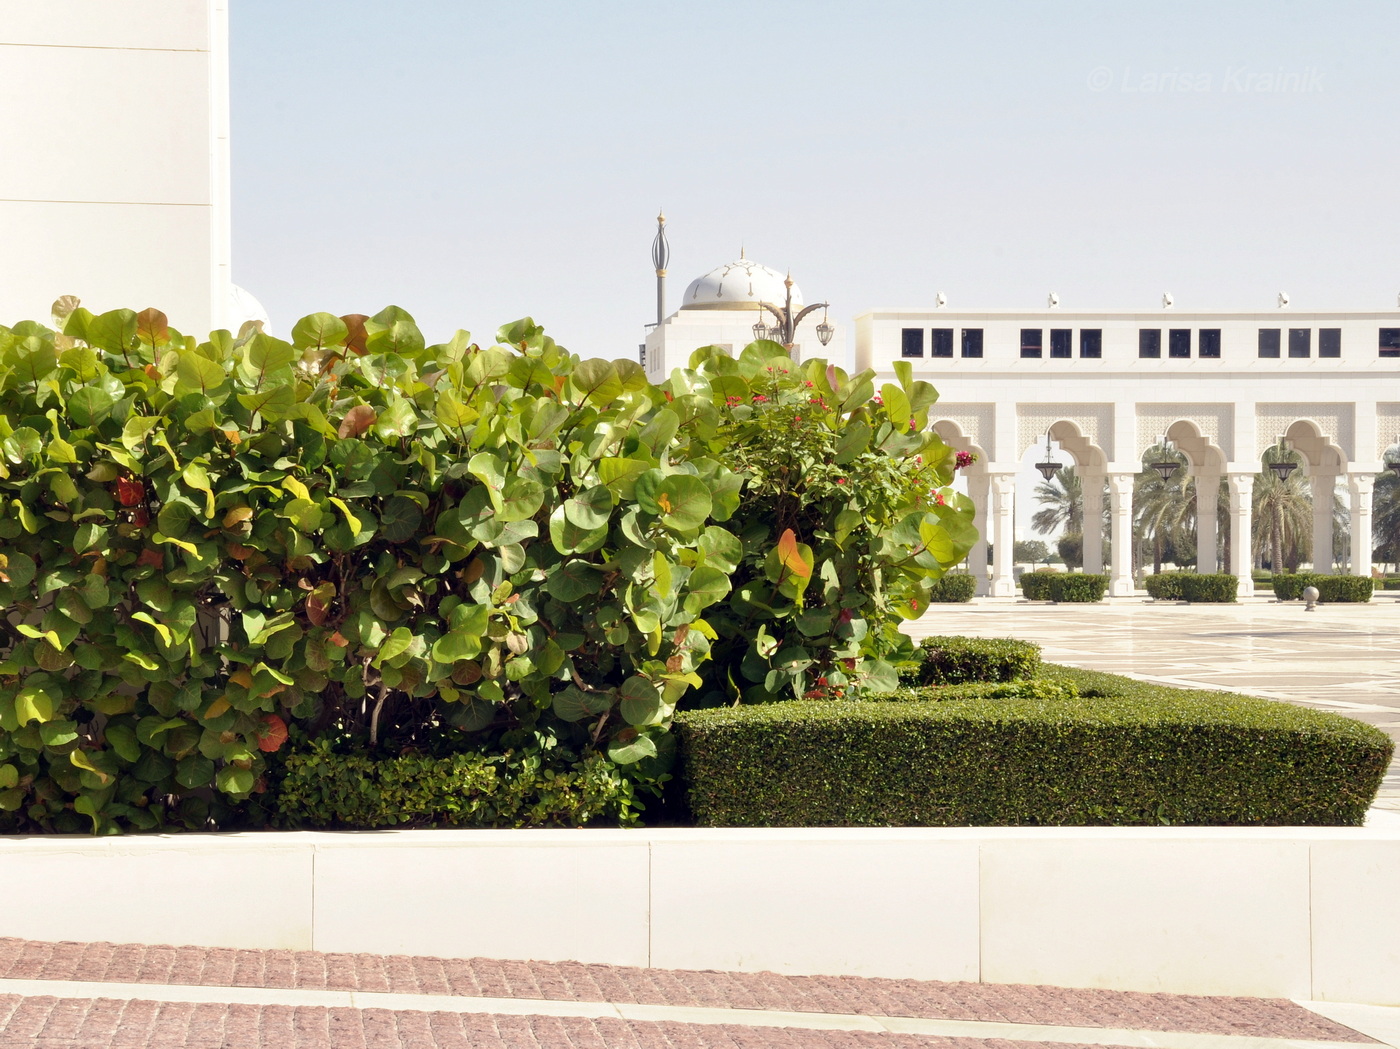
0,0,231,335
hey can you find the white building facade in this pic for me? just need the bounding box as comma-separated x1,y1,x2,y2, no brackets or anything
855,306,1400,598
0,0,234,335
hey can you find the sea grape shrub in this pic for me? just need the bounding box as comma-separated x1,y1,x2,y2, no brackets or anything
0,303,744,832
667,344,978,703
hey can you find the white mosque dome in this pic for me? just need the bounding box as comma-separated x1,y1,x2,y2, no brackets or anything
681,254,802,311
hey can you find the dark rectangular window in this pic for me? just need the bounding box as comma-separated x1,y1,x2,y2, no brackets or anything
1079,329,1102,358
961,328,983,358
1288,328,1311,358
1381,329,1400,357
1168,329,1191,358
1319,328,1341,357
930,328,954,358
901,328,924,358
1049,329,1072,358
1199,329,1221,358
1020,329,1042,358
1259,328,1281,358
1138,329,1161,358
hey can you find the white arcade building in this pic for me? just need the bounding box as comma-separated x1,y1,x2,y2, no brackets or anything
642,218,1400,599
856,301,1400,598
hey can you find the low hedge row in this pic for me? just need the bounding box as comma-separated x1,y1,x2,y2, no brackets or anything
908,636,1041,685
1273,574,1374,602
1020,572,1108,602
925,574,976,603
676,686,1392,827
1144,573,1239,602
1019,570,1057,600
273,740,638,829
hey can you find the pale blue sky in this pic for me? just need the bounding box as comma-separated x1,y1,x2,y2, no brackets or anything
231,1,1400,364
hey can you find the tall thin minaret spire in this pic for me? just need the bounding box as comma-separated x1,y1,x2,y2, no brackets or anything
651,210,670,326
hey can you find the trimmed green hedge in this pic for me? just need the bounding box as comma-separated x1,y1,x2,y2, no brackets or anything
1273,574,1374,602
1019,570,1057,600
909,636,1041,685
1050,573,1108,602
926,574,976,603
676,687,1392,827
274,739,636,829
1145,573,1238,602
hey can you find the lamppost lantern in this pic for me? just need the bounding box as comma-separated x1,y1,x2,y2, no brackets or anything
1034,433,1060,481
1386,459,1400,476
1149,437,1181,481
1268,440,1299,481
755,268,831,354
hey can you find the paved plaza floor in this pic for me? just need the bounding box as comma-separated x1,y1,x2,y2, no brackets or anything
904,594,1400,812
0,937,1396,1048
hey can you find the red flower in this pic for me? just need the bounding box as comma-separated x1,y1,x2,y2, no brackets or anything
955,450,976,470
835,477,846,485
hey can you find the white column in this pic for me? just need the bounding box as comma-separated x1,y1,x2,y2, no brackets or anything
1311,472,1336,574
989,473,1017,597
1107,473,1136,596
1228,473,1255,596
1195,472,1220,574
1349,473,1375,577
1081,473,1104,574
968,472,990,596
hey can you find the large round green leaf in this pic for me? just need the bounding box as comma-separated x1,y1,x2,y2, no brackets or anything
546,560,605,602
684,566,731,615
563,485,612,530
549,505,608,554
499,477,545,523
380,496,424,543
67,387,114,427
654,474,712,534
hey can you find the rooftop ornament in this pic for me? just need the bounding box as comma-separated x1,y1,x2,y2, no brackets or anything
1034,433,1060,481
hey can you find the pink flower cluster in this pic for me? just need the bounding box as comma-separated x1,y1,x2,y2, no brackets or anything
955,450,977,470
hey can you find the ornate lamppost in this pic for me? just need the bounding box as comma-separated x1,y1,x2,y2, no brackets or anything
752,272,834,353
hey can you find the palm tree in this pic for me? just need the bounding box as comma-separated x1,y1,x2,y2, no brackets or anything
1253,443,1310,574
1031,466,1083,536
1371,469,1400,571
1134,445,1195,575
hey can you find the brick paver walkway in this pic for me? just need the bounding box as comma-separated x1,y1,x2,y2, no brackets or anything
0,938,1379,1048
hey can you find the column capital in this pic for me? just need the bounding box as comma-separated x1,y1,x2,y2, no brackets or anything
1107,472,1135,496
1228,473,1255,496
1348,472,1376,495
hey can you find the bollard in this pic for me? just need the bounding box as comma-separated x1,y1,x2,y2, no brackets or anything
1303,585,1319,612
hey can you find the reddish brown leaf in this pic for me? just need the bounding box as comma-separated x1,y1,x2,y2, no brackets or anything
776,528,812,580
329,631,349,648
115,477,144,507
337,404,377,439
305,595,328,626
340,314,369,355
136,307,170,347
137,549,163,568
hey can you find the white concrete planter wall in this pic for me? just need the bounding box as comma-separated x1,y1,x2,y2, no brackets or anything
2,823,1397,1005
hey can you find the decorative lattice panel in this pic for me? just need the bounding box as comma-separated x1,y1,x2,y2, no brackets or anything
1377,404,1400,458
1135,404,1233,459
1016,404,1114,455
1255,403,1354,459
929,404,994,451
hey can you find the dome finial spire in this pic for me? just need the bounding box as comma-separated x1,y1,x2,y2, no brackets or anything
740,244,746,260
